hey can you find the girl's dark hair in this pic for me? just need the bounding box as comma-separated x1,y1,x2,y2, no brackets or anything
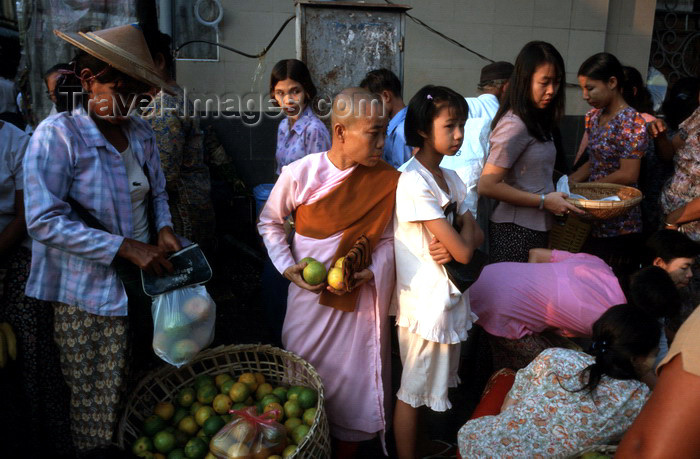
622,66,654,114
577,52,625,91
404,85,468,148
628,266,681,320
269,59,317,103
55,51,152,113
144,30,174,79
574,304,660,394
661,76,700,130
491,41,566,142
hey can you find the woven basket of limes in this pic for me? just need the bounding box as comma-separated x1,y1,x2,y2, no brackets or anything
118,343,331,458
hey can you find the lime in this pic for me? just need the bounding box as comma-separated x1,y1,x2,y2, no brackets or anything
256,382,274,400
221,413,233,423
238,373,258,391
190,402,203,416
212,393,233,414
299,256,316,265
178,415,198,436
254,373,266,385
283,400,302,419
193,374,215,391
282,445,297,458
231,402,246,411
264,402,284,422
183,437,208,459
176,387,196,407
196,428,209,442
203,415,226,436
302,261,327,285
194,405,215,427
196,384,217,405
153,430,176,453
172,339,199,362
327,267,344,290
272,387,288,404
143,415,167,437
220,379,235,395
132,436,153,456
298,387,318,409
214,373,232,388
171,407,188,427
154,402,176,421
286,386,303,402
302,407,316,426
173,429,189,447
284,417,302,435
292,424,310,445
168,449,185,459
228,382,251,403
260,394,281,408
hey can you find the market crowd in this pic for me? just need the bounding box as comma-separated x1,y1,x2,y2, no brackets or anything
1,21,699,459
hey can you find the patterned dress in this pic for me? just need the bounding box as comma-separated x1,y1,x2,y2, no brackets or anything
661,106,700,241
585,107,648,237
145,88,215,247
458,348,649,458
275,105,331,174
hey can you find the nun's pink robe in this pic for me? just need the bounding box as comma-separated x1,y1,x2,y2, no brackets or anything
258,152,394,443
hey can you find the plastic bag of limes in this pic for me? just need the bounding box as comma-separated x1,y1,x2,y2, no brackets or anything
151,285,216,367
210,406,287,458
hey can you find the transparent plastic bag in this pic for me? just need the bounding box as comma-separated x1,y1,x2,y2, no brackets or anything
151,285,215,367
210,406,288,458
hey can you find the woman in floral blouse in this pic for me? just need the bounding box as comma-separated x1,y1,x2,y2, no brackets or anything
458,304,659,458
570,53,649,280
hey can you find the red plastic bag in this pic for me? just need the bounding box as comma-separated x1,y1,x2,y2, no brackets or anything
210,406,287,458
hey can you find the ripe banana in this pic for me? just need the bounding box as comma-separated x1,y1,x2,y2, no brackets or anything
0,323,16,360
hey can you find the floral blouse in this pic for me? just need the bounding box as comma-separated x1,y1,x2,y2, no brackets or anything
275,105,331,175
144,88,214,244
585,107,648,238
661,106,700,241
458,348,649,459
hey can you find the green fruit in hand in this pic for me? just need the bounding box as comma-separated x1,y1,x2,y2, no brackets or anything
302,407,316,426
283,400,302,419
292,424,310,445
176,387,196,407
132,436,153,455
153,430,176,453
202,415,226,436
298,387,318,409
143,415,167,436
302,261,327,285
183,437,208,459
299,257,316,265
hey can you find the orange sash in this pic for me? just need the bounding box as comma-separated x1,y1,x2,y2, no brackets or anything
295,160,400,311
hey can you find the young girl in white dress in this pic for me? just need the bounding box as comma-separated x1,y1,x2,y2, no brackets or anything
392,85,484,459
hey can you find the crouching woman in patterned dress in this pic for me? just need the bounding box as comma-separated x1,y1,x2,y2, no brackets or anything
457,304,659,458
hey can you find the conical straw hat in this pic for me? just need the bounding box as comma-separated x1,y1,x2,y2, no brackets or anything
54,23,173,93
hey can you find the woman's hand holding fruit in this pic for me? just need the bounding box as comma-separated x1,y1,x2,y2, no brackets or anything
327,268,373,296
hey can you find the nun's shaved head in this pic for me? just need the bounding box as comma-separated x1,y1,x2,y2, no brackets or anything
331,87,385,127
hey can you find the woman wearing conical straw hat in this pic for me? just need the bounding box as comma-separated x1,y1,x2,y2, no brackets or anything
22,23,180,452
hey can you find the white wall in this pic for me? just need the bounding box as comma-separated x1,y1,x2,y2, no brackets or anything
176,0,656,115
